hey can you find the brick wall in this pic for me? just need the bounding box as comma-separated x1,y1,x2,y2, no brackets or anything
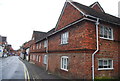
55,2,83,31
49,21,96,52
48,53,92,79
91,3,104,13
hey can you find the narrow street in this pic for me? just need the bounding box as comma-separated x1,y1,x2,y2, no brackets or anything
0,56,65,81
1,56,29,81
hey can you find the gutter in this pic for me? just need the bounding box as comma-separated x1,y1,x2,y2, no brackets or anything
92,18,99,81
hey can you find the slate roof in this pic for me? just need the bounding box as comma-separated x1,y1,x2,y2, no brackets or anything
72,2,120,25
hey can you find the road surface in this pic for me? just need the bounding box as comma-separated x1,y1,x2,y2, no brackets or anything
0,56,29,80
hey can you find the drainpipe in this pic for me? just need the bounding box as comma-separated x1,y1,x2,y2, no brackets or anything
46,37,49,71
92,18,99,81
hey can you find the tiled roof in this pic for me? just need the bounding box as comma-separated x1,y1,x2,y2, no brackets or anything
73,2,120,25
33,31,46,41
36,28,55,43
36,1,120,43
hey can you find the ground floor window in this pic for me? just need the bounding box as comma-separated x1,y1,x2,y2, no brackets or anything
61,56,68,71
98,59,113,70
30,55,32,60
36,55,39,62
39,56,41,62
43,55,47,64
33,55,36,60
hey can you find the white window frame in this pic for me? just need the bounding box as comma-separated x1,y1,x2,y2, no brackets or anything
33,45,35,50
36,55,39,62
43,55,48,64
39,43,41,49
36,44,39,49
33,55,36,60
39,56,41,62
30,55,32,60
98,59,113,70
61,32,69,44
61,56,68,71
100,25,113,40
44,40,47,48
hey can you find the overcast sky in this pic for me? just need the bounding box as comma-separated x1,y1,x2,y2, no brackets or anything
0,0,119,50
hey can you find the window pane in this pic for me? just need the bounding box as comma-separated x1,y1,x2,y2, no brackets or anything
100,26,104,37
104,60,108,66
104,27,108,38
108,60,112,68
108,28,112,39
99,60,103,68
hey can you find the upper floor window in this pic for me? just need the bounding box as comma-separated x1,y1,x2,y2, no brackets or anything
61,32,69,44
98,59,113,70
100,26,113,40
44,40,47,48
32,45,35,50
39,43,41,49
36,44,39,49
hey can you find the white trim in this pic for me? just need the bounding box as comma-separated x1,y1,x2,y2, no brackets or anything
100,37,113,40
98,68,114,71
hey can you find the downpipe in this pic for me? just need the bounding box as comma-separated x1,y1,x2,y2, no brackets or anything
92,18,99,81
46,37,49,71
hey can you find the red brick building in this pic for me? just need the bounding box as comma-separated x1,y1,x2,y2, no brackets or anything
29,0,120,80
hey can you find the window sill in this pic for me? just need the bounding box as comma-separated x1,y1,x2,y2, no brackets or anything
100,37,113,41
60,43,68,45
61,68,68,72
98,68,114,71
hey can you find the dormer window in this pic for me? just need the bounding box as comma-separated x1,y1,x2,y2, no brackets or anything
100,26,113,40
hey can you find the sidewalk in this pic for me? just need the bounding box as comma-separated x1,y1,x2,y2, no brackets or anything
20,59,69,81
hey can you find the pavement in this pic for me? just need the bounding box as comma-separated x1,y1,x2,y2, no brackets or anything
20,58,69,81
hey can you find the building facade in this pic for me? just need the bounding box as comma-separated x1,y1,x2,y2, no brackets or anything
29,0,120,80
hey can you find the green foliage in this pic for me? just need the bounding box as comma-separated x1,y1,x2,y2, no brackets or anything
95,76,113,81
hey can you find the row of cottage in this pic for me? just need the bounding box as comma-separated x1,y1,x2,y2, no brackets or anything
19,0,120,80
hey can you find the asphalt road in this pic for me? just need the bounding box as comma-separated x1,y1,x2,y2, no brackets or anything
0,56,29,80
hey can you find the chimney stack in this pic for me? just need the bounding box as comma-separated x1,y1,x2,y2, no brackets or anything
118,1,120,18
